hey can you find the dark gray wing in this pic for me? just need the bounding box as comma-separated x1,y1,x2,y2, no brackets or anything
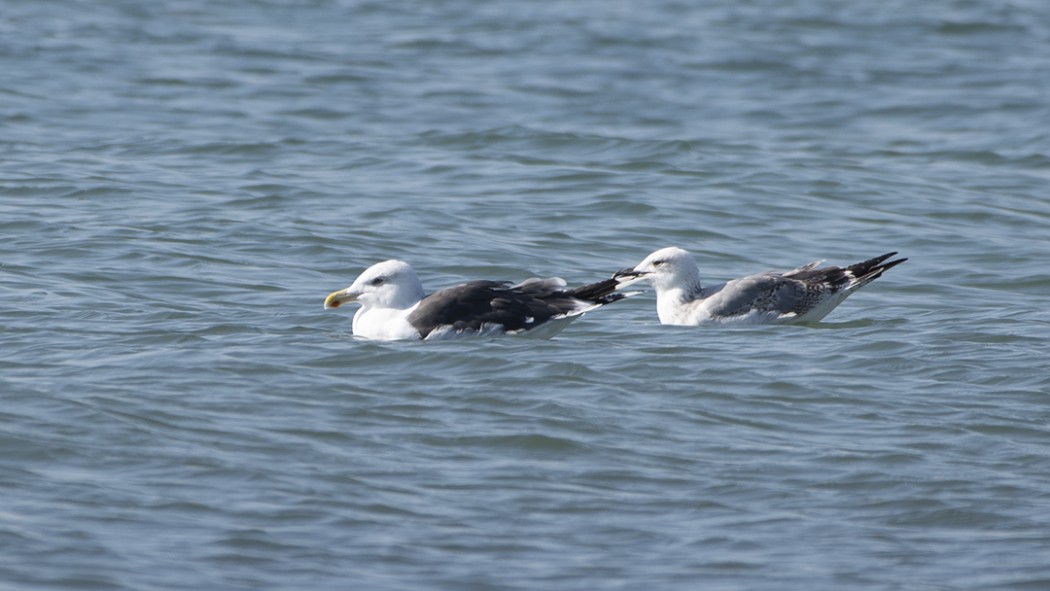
406,278,624,338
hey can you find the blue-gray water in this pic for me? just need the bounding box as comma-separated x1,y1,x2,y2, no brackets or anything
3,1,1050,589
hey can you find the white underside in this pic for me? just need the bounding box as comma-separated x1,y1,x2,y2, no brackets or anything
657,289,855,326
350,305,589,341
423,322,506,340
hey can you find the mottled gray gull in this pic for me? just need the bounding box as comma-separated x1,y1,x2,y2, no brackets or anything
324,259,628,340
613,247,907,325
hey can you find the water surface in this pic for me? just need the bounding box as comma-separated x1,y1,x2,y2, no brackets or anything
3,1,1050,589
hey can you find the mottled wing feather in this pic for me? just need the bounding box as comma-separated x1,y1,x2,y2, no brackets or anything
782,261,852,288
703,252,907,320
703,274,829,319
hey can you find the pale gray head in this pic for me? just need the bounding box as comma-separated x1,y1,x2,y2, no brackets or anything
324,259,426,311
615,247,702,292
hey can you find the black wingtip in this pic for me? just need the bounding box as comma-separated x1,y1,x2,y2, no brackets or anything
850,253,907,284
880,256,908,272
567,278,621,302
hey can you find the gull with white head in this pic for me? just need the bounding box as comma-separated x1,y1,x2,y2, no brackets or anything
613,247,906,325
324,259,628,340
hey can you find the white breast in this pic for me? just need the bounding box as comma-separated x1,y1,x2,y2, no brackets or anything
353,307,421,340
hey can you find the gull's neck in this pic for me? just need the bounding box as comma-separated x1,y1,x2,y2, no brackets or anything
654,272,703,325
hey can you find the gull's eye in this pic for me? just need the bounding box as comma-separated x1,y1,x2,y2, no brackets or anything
370,277,385,286
652,260,666,267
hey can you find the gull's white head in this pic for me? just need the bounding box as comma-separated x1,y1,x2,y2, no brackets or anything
324,259,426,311
616,247,702,292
